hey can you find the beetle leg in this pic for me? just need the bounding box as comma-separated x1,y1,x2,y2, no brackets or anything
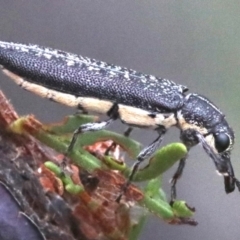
116,126,166,202
170,157,187,203
104,126,133,156
66,103,119,154
124,126,133,137
169,128,199,202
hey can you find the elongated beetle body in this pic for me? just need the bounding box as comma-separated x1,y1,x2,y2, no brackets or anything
0,41,239,201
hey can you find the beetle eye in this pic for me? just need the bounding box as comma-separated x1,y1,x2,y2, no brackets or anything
214,133,230,152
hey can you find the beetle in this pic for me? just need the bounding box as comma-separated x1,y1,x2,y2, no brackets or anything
0,41,239,202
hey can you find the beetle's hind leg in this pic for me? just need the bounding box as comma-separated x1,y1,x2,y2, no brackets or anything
66,103,119,154
116,126,166,203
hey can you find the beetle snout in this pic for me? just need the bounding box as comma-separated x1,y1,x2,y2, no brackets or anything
218,152,235,193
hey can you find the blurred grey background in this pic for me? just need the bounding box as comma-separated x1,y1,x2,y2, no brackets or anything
0,1,240,240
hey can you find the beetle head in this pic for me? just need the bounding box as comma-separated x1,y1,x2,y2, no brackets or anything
205,121,236,192
180,121,237,193
178,93,239,193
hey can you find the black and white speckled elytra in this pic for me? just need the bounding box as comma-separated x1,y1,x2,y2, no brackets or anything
0,40,239,202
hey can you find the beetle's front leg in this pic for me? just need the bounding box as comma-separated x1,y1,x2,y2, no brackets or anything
170,129,199,203
116,126,166,202
170,158,186,203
